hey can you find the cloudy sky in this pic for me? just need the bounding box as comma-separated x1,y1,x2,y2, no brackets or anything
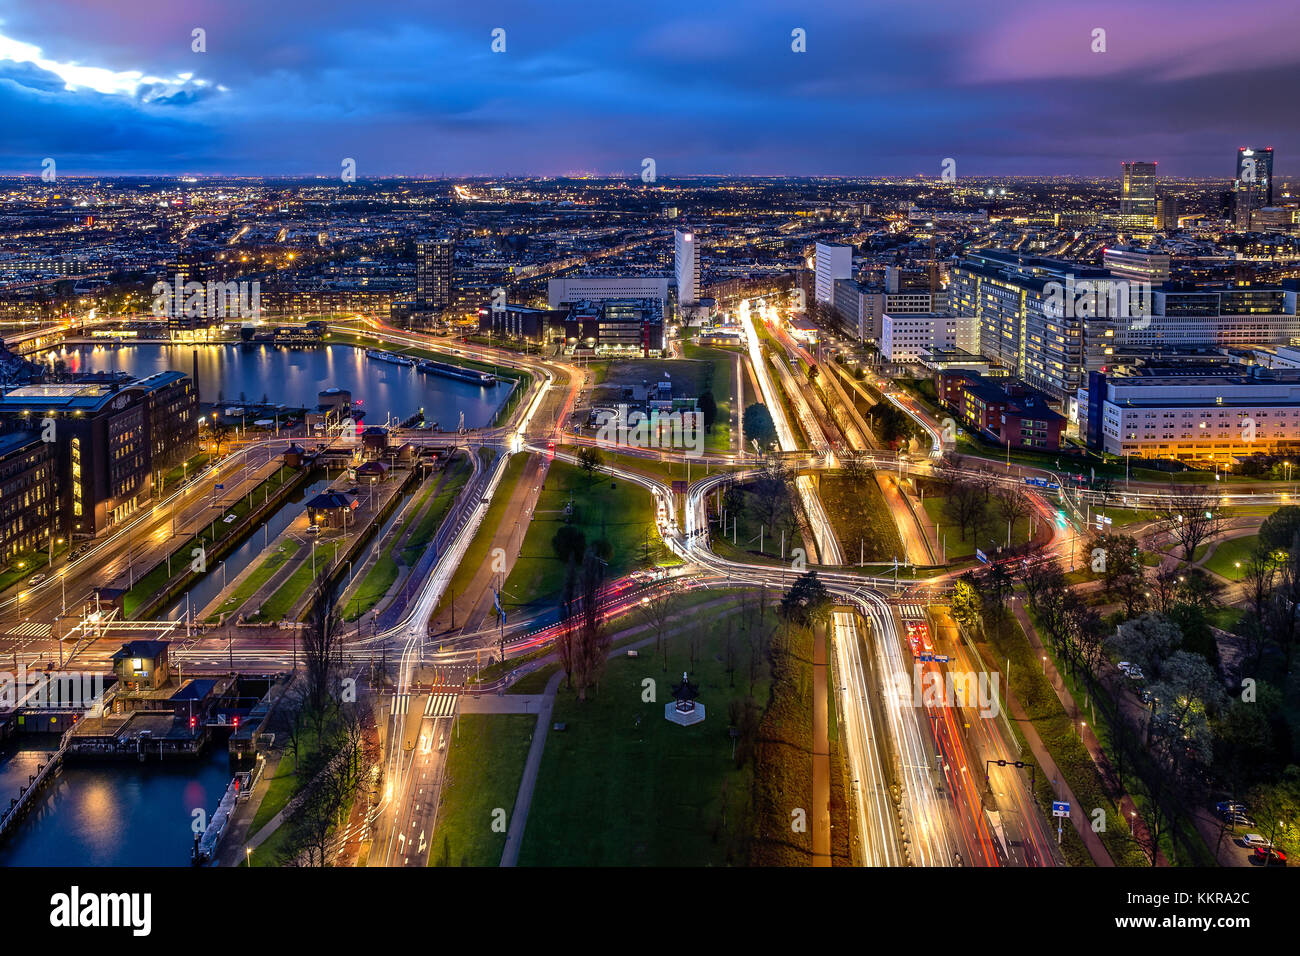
0,0,1296,178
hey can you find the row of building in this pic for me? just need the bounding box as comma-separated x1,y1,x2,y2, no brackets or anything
478,298,666,356
0,372,199,563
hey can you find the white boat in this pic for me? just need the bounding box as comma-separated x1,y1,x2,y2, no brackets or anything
365,348,416,366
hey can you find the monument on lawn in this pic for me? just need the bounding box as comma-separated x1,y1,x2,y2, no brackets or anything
665,670,706,726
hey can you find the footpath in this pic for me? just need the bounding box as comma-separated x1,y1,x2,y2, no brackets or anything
1010,601,1166,865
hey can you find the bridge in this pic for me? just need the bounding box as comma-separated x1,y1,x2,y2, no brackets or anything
0,722,74,843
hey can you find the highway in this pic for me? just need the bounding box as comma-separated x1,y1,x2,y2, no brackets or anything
0,313,1263,868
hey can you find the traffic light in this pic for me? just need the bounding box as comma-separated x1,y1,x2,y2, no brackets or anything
232,715,239,729
189,715,197,730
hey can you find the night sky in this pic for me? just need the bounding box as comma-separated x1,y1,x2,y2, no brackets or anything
1,0,1296,178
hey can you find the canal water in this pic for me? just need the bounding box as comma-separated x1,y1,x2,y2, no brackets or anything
0,737,234,866
159,472,335,621
160,470,422,622
5,343,493,865
54,342,502,428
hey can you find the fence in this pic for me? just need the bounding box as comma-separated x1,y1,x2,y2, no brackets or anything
375,452,493,632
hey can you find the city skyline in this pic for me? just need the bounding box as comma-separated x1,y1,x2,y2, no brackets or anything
1,0,1298,178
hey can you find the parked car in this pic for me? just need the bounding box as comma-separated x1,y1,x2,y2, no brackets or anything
1224,812,1254,827
1127,667,1145,682
306,524,320,535
1118,661,1134,673
1139,688,1155,704
1216,801,1249,816
1243,833,1272,848
1254,847,1287,866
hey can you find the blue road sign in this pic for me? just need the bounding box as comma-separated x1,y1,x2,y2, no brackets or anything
976,549,988,564
1052,801,1070,817
214,483,224,490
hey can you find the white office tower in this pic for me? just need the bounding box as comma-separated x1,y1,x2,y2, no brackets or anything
815,243,852,304
674,229,700,305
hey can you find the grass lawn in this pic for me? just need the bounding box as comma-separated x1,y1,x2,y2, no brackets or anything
1207,606,1249,633
344,554,399,622
430,714,535,867
517,605,774,866
341,462,469,623
979,615,1148,866
922,493,1034,560
0,550,51,595
434,452,530,620
1200,534,1260,581
159,452,212,494
819,472,904,563
555,444,732,486
250,735,322,836
710,476,806,567
502,460,663,611
1087,507,1151,527
253,545,330,622
953,435,1257,486
503,590,750,694
207,539,301,622
509,662,562,695
1026,609,1216,867
764,351,809,449
400,453,472,564
124,464,297,617
680,341,736,453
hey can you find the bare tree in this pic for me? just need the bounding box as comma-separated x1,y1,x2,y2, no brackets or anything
571,549,610,700
994,486,1032,545
1264,541,1300,672
841,452,870,489
555,556,579,688
302,589,345,741
635,587,679,673
943,479,985,543
1154,484,1223,563
970,467,998,505
723,617,737,688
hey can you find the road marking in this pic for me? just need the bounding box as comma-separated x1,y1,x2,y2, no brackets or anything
391,694,409,715
7,621,52,638
424,692,457,718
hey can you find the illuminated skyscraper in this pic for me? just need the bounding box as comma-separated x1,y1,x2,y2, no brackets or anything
1120,161,1158,220
1234,147,1274,229
415,238,455,311
674,229,700,305
814,243,852,305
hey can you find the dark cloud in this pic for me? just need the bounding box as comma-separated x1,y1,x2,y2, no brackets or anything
0,0,1294,175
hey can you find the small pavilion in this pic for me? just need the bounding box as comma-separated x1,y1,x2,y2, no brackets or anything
665,671,706,726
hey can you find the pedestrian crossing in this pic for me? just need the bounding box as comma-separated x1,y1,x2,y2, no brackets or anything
424,693,457,719
391,691,458,717
6,621,52,638
897,604,928,620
